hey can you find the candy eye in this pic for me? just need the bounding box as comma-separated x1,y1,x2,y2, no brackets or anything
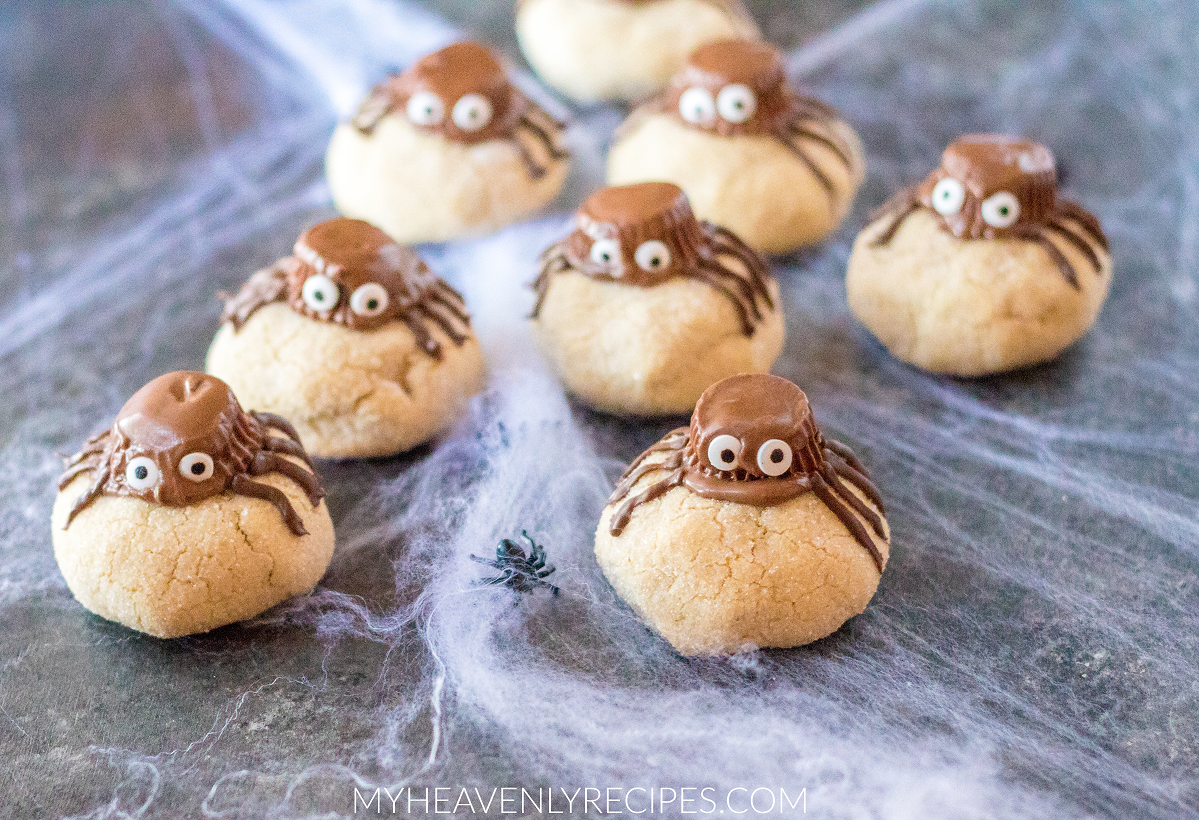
406,91,445,126
301,274,340,312
981,191,1021,228
125,456,160,491
179,452,215,483
756,439,793,477
590,238,621,267
707,434,742,471
716,84,757,124
451,93,494,132
349,282,390,317
634,240,671,273
678,87,717,126
931,177,966,216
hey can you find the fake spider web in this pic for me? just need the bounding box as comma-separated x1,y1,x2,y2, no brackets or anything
1,0,1198,817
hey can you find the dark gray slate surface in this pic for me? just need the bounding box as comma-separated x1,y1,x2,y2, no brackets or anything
2,1,1197,818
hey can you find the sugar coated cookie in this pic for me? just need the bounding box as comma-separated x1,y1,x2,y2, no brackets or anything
207,218,486,458
595,374,889,656
516,0,758,104
326,41,570,243
608,38,864,254
846,134,1112,376
531,182,783,416
52,371,334,638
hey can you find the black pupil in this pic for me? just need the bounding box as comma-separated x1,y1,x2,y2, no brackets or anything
602,253,610,261
721,449,735,464
651,256,661,266
191,462,206,475
314,291,325,301
367,299,379,310
134,465,148,480
770,449,784,464
999,206,1010,215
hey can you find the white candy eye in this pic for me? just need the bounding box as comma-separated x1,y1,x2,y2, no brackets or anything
301,274,340,312
716,84,757,124
707,434,742,471
179,452,215,483
350,282,390,317
590,238,621,267
634,240,671,273
125,456,160,491
406,91,445,126
678,87,717,126
981,191,1021,228
931,177,966,216
451,93,494,131
756,439,793,477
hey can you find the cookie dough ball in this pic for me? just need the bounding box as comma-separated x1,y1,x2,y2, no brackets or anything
52,371,334,638
608,39,864,254
531,182,784,416
207,218,487,458
326,41,570,243
516,0,758,104
594,374,889,656
847,135,1112,376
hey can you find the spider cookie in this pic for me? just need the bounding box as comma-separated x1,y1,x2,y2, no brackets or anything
608,38,865,253
530,181,783,416
325,41,570,243
515,0,758,104
52,372,334,638
207,217,486,458
595,374,888,656
846,134,1112,376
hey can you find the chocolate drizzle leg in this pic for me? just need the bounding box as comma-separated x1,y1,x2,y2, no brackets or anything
605,374,886,573
58,372,325,536
530,182,773,335
218,217,473,360
868,134,1109,288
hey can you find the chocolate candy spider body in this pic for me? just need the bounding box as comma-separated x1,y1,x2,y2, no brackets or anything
352,41,569,180
532,182,774,336
221,217,472,360
871,134,1108,288
607,374,886,572
58,372,325,535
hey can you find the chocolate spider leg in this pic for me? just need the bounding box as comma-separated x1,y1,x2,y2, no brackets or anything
518,112,571,161
824,452,886,516
418,300,471,345
511,134,549,180
811,473,884,573
1045,219,1103,272
697,256,765,321
351,84,397,135
250,411,304,446
249,452,325,506
691,264,757,334
787,120,853,169
231,474,308,536
822,465,887,539
397,311,443,359
432,280,471,320
265,435,313,468
822,438,864,473
64,465,112,528
610,431,688,498
612,451,686,500
1011,224,1080,289
530,247,573,318
57,455,102,490
776,134,836,196
1054,200,1109,251
221,262,290,330
609,468,686,537
868,189,922,247
704,224,775,307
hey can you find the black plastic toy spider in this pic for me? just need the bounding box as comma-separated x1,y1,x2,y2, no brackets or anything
471,531,559,596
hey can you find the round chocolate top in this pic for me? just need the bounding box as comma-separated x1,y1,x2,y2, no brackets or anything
117,372,238,455
664,38,796,138
685,38,785,93
682,374,825,504
918,134,1058,235
288,217,445,331
391,40,521,144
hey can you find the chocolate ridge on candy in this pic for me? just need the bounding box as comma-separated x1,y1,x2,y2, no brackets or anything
869,134,1109,288
531,182,774,335
220,218,472,360
606,374,886,571
58,372,324,536
350,40,569,179
643,38,855,194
